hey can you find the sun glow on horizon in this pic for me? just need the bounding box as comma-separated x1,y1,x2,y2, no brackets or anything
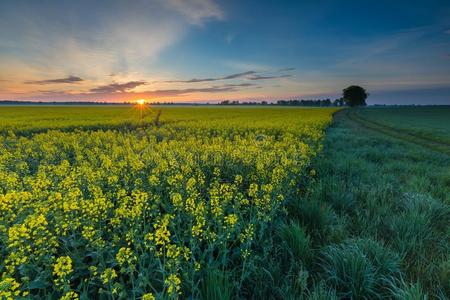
136,99,146,105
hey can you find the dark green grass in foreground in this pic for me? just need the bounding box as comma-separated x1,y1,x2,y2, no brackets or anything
249,110,449,299
310,112,449,298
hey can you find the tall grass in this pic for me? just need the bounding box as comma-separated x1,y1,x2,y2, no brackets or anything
270,110,449,298
319,238,402,299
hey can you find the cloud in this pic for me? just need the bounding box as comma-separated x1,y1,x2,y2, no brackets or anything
222,71,257,79
248,74,293,80
165,71,257,83
278,67,296,72
166,67,295,83
90,81,147,93
222,83,257,87
165,77,216,83
143,86,235,97
25,76,84,85
163,0,224,25
0,0,224,84
17,82,257,101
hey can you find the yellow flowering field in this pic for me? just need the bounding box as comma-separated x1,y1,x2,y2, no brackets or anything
0,106,338,299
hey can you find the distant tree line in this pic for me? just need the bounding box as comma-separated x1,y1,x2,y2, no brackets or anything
218,98,346,106
219,85,369,107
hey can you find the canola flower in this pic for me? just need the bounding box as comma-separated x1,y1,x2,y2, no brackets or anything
0,107,337,298
53,256,73,277
53,256,73,287
165,273,182,296
142,293,156,300
100,268,118,285
0,277,20,299
60,291,79,300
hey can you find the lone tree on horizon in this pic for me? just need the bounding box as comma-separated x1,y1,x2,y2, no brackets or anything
343,85,368,107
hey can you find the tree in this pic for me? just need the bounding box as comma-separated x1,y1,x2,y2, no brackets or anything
343,86,368,107
333,98,344,106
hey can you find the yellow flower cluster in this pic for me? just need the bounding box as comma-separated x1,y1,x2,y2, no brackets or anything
147,214,173,252
0,277,20,299
165,273,181,296
0,107,336,297
100,268,118,285
53,256,73,289
116,247,137,272
60,291,79,300
142,293,156,300
224,213,238,228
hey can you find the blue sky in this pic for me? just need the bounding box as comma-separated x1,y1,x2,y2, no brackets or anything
0,0,449,104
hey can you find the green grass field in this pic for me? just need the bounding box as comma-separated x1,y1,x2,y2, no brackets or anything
354,106,450,145
300,109,449,299
0,105,448,299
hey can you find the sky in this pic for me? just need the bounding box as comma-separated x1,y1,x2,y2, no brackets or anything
0,0,450,104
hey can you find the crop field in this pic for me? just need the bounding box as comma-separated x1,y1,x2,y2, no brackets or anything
0,106,337,299
0,106,332,134
0,105,448,300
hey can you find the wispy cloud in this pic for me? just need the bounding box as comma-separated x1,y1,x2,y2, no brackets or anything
143,86,236,97
222,71,258,79
163,69,295,83
25,76,83,85
164,71,257,83
222,83,257,87
90,81,147,93
278,67,296,72
163,0,224,25
249,74,293,80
